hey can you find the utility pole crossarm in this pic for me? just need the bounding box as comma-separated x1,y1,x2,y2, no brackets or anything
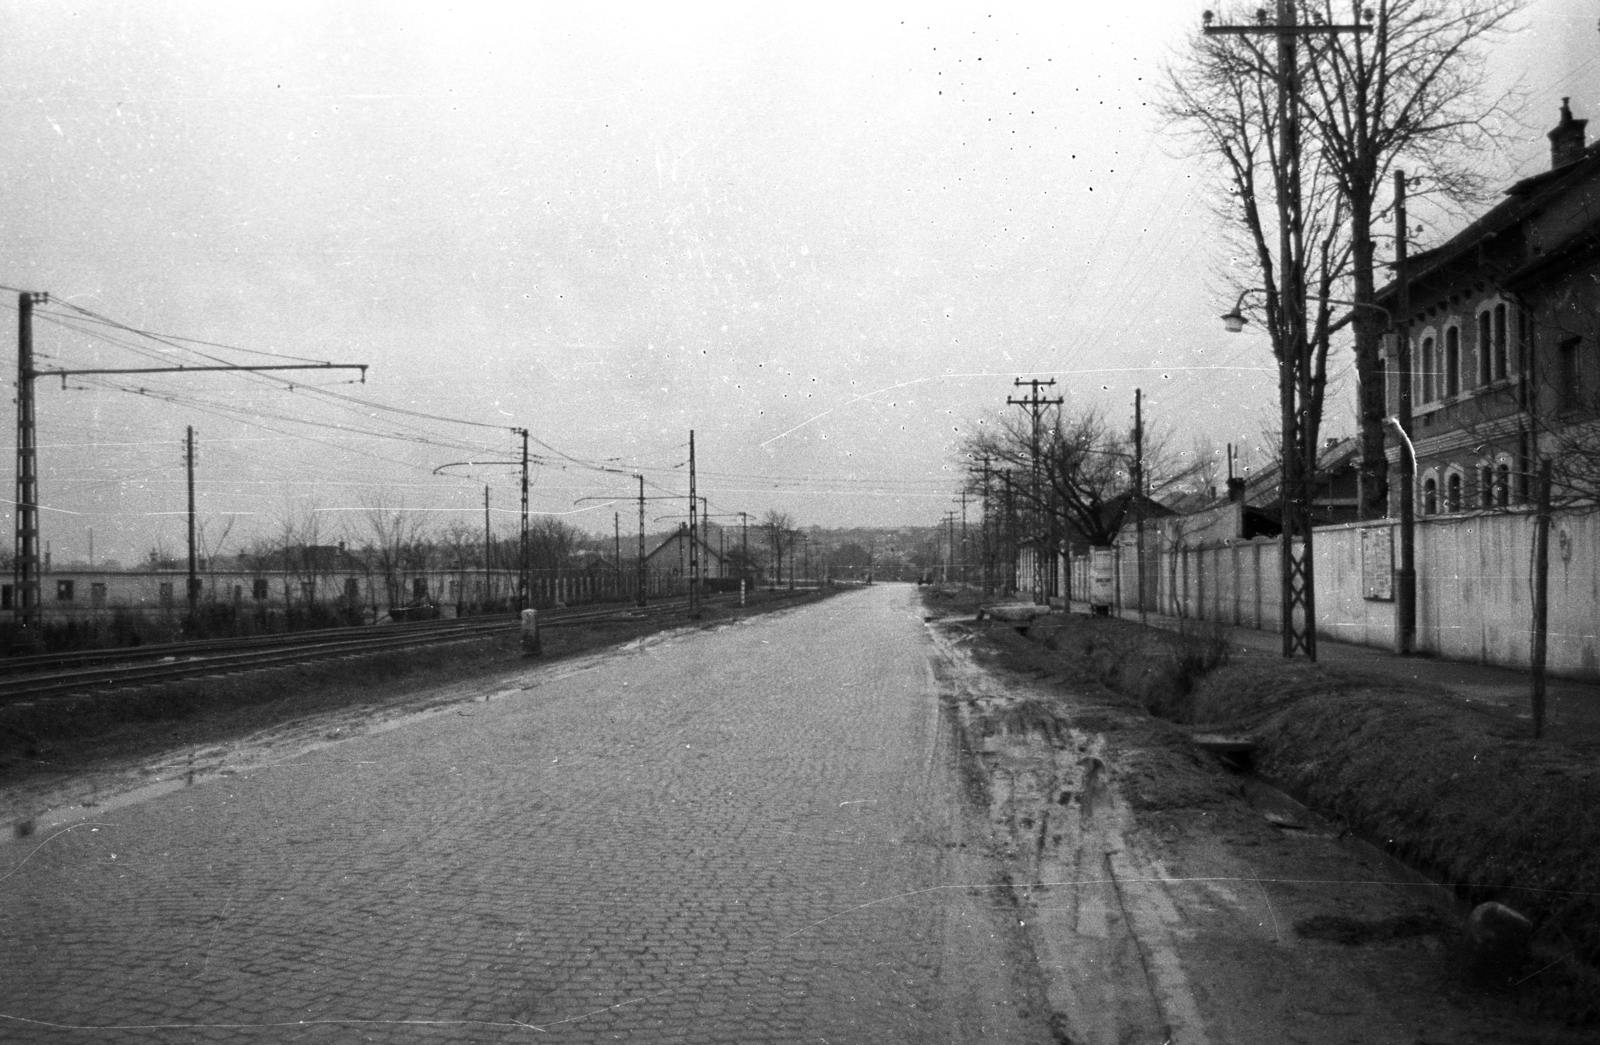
1202,23,1370,37
37,363,368,379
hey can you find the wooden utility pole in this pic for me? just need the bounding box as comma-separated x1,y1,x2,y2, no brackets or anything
1532,458,1553,738
943,511,956,583
637,475,647,607
688,430,699,613
1002,471,1019,594
1133,389,1146,624
958,489,969,585
517,428,530,611
976,456,994,594
484,486,492,610
1008,378,1062,604
186,426,199,615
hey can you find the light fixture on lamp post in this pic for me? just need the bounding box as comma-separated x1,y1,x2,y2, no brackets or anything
1218,287,1263,333
1220,287,1392,335
1384,415,1417,655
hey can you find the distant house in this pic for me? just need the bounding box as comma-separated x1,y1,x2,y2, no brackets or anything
1150,437,1362,548
643,526,725,579
578,553,615,576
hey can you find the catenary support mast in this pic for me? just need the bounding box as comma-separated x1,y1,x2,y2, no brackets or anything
11,290,366,631
186,426,199,614
13,292,44,630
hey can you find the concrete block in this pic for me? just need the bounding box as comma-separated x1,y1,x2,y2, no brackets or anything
520,609,542,656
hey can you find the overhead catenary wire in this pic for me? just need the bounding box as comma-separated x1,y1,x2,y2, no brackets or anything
62,376,514,460
6,291,1055,547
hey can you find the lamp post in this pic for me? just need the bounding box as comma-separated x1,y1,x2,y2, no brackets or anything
1390,169,1416,656
1385,416,1416,654
1226,286,1411,653
1205,1,1371,661
1220,287,1393,659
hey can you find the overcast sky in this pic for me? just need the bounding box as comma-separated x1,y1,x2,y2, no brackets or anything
2,0,1596,565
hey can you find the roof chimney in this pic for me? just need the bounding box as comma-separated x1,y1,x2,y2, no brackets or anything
1549,97,1588,169
1226,477,1246,504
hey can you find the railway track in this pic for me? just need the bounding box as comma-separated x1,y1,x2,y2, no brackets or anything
0,589,811,703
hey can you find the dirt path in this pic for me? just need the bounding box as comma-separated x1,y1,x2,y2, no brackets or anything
923,613,1589,1045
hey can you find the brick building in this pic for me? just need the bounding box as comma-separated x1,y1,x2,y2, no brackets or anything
1378,99,1600,513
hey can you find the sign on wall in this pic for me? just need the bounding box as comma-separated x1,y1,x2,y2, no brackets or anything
1089,547,1116,607
1361,526,1394,601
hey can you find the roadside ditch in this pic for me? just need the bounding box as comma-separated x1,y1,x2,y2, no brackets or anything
921,585,1600,1039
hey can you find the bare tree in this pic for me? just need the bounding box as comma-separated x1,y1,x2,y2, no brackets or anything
527,517,580,572
1295,0,1524,518
362,496,428,616
1164,7,1353,526
964,407,1196,552
195,514,237,602
274,503,328,618
440,520,479,611
762,510,797,588
1163,3,1369,652
1165,3,1520,520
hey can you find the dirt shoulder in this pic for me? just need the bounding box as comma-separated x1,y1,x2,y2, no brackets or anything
920,585,1597,1043
1,588,839,833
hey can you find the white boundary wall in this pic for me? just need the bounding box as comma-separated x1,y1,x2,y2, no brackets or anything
1067,508,1600,680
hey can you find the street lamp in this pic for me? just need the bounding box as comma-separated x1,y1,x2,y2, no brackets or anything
1218,287,1258,333
1385,415,1417,655
1220,287,1393,334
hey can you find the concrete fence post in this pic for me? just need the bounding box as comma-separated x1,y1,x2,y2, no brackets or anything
520,608,541,656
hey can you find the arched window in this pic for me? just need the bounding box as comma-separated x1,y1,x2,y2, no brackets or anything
1561,338,1583,410
1420,335,1436,402
1445,326,1460,397
1493,303,1508,381
1496,462,1511,507
1446,471,1462,512
1480,465,1495,508
1478,311,1492,386
1423,476,1438,515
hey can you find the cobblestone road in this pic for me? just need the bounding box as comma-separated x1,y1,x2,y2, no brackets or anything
1,586,1049,1043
